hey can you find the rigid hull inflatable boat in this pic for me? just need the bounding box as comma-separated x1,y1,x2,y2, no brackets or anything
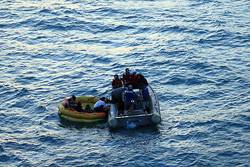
108,85,161,129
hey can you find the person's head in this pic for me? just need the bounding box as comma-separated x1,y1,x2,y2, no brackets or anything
71,95,76,101
100,97,106,101
125,68,130,74
128,84,133,90
114,74,119,79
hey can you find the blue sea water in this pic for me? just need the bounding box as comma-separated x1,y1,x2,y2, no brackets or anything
0,0,250,166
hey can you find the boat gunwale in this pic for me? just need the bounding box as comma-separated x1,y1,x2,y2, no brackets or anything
115,113,153,119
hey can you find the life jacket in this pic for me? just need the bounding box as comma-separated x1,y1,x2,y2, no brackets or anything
122,74,133,86
130,74,139,88
138,75,148,89
112,79,123,88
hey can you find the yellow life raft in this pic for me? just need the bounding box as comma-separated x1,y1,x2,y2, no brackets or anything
58,96,107,123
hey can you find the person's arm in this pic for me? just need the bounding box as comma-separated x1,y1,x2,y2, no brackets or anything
119,80,123,87
143,77,148,85
112,80,115,88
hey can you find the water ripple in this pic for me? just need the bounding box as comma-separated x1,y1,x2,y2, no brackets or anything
0,0,249,166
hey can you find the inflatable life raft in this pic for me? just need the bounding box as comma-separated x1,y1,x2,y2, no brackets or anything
58,96,107,123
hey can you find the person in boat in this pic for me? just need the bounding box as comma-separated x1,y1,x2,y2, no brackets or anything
137,73,148,89
84,104,92,112
63,95,83,112
112,74,123,89
122,68,133,87
94,97,109,113
141,86,150,113
123,85,137,113
130,70,139,89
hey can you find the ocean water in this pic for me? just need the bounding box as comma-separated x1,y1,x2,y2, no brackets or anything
0,0,250,166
